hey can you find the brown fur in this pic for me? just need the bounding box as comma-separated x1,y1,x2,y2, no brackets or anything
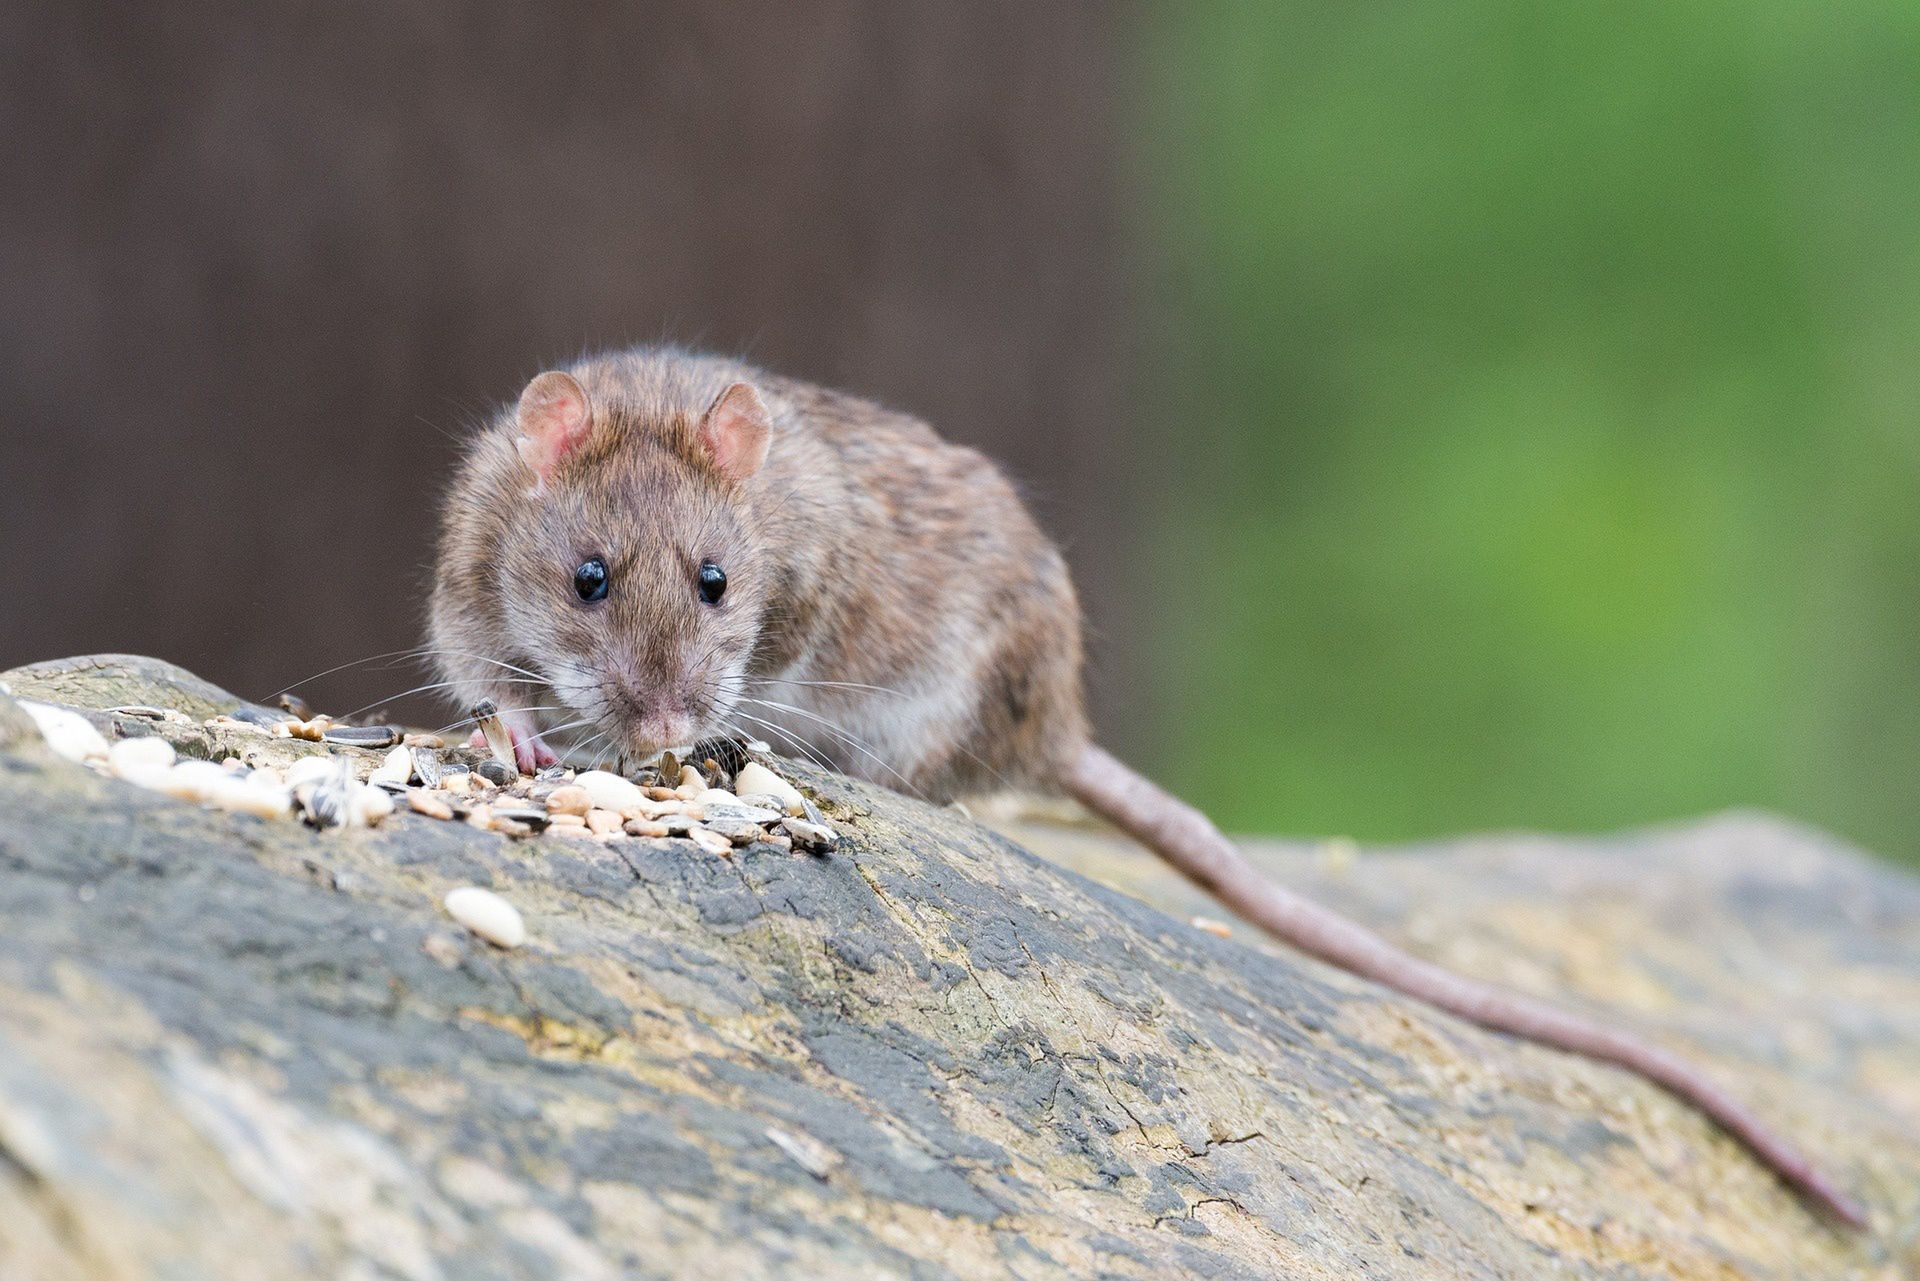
430,345,1086,796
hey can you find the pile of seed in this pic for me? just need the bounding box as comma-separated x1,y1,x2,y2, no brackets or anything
19,695,837,855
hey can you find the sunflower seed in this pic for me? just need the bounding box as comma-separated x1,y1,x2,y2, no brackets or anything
469,699,516,773
781,816,838,853
410,747,444,788
324,724,403,749
476,759,515,788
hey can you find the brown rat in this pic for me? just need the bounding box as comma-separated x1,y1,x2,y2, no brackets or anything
429,344,1864,1228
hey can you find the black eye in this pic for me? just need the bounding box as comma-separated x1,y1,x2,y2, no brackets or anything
697,561,727,605
573,557,609,602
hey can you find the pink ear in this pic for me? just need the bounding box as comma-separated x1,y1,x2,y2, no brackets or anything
697,382,772,483
512,371,592,482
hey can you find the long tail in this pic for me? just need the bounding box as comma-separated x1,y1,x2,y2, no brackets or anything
1063,743,1865,1228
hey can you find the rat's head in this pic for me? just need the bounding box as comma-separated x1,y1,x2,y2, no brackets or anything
494,367,774,758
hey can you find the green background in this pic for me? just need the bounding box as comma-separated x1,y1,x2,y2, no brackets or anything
1136,3,1920,862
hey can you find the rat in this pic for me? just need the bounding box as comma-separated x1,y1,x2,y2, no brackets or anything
428,344,1864,1227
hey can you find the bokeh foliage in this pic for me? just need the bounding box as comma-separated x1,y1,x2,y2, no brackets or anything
1136,3,1920,861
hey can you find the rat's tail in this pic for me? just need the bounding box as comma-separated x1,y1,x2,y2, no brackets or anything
1063,742,1866,1228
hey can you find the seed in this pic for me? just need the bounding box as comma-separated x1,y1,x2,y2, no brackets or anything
161,759,234,803
677,765,704,790
276,693,315,720
694,788,740,809
476,760,515,788
403,733,446,750
623,817,669,838
285,756,341,789
109,734,176,778
285,719,326,742
780,816,838,853
704,818,765,845
440,768,473,795
411,747,444,789
547,821,594,839
351,783,396,827
734,762,806,816
659,814,694,836
407,789,455,820
369,745,412,787
213,778,293,820
228,705,295,729
574,771,644,813
493,805,552,832
585,808,623,836
544,785,592,817
465,803,494,830
469,700,517,774
687,826,733,857
20,700,110,765
107,704,170,720
248,766,286,789
659,750,680,782
703,802,782,825
548,812,587,828
324,724,403,750
443,886,525,949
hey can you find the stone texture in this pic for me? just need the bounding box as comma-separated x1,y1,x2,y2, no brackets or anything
0,656,1916,1280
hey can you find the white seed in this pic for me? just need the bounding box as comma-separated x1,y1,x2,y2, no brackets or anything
351,783,395,827
285,756,340,789
212,778,293,820
443,886,526,949
161,759,235,803
677,765,704,790
585,808,623,836
688,826,734,856
694,788,740,810
108,735,175,778
369,745,412,786
575,770,644,813
734,763,805,816
21,700,110,764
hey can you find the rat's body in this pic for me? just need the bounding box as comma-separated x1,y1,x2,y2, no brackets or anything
430,344,1862,1227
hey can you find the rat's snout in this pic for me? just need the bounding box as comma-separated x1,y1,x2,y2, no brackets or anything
605,673,697,752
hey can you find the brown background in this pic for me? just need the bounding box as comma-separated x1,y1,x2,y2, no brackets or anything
0,2,1140,747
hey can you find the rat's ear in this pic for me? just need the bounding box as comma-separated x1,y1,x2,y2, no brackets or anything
697,382,772,483
513,371,592,482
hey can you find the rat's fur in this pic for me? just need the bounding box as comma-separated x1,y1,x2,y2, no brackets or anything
431,346,1085,789
429,345,1862,1228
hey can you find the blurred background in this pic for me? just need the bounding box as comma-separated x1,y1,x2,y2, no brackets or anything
4,3,1918,864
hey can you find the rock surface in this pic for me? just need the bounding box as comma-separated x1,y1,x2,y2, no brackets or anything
0,655,1916,1280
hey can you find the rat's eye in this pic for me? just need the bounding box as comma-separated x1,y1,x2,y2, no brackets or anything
573,557,609,603
697,561,727,605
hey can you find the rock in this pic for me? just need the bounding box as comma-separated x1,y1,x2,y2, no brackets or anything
0,656,1915,1280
